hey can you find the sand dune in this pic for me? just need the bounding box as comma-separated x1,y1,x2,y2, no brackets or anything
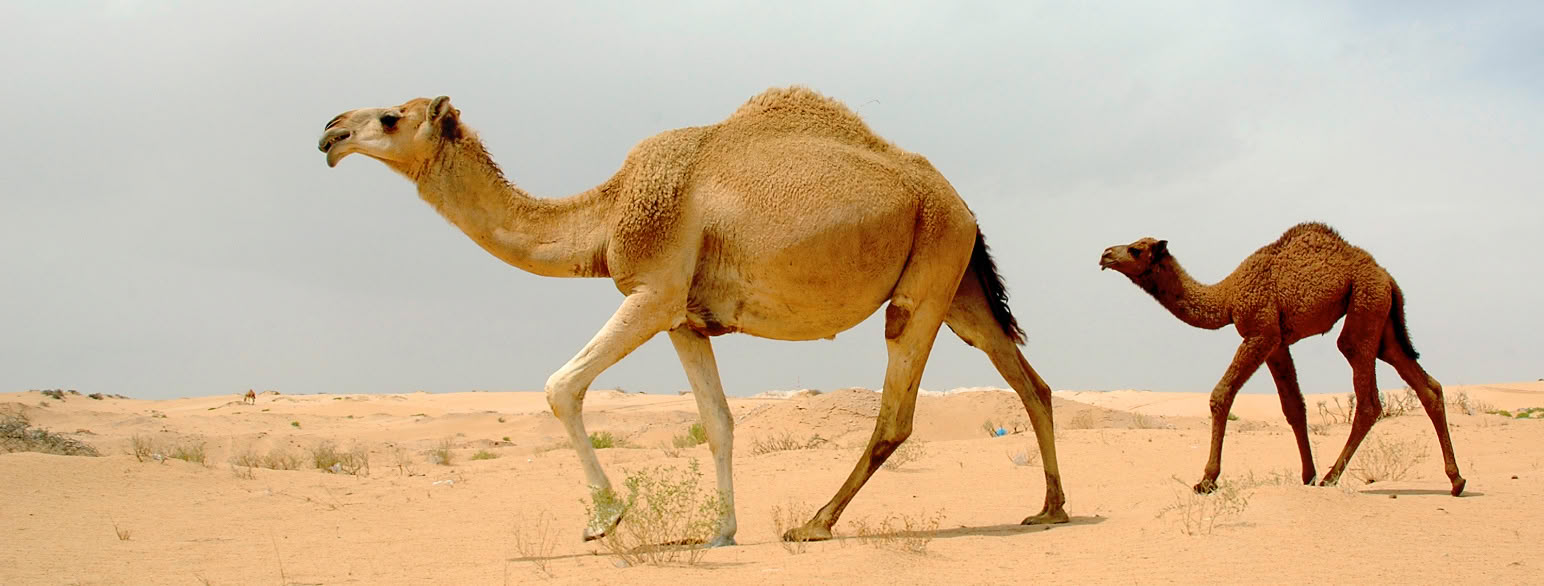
2,381,1541,584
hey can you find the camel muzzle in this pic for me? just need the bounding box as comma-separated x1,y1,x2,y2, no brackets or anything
319,129,353,167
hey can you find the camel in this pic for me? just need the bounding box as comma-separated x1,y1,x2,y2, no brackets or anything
1099,222,1464,496
243,390,256,405
316,87,1068,545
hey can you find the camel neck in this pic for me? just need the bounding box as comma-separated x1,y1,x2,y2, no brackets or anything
411,136,611,278
1138,258,1232,330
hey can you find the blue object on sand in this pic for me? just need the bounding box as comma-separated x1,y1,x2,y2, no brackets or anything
995,427,1007,437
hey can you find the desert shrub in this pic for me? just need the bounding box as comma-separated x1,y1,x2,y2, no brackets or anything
770,501,816,554
1065,410,1098,430
169,440,207,465
471,449,499,460
844,509,945,554
881,439,926,471
980,419,1002,437
585,459,726,566
129,434,157,462
88,393,105,400
672,423,708,449
1130,412,1157,429
311,441,370,475
749,432,828,455
1157,477,1251,535
0,413,100,456
1006,448,1041,467
1380,389,1419,418
262,446,303,470
430,438,455,466
589,431,627,449
1350,436,1428,484
40,390,65,401
511,510,559,578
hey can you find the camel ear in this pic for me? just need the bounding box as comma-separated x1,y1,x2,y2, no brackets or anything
1152,240,1168,258
427,96,461,139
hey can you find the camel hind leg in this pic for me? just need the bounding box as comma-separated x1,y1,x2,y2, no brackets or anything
943,268,1068,524
1378,324,1465,496
1265,346,1317,485
1320,283,1390,488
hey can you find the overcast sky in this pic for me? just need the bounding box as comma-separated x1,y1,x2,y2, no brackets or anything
2,2,1539,400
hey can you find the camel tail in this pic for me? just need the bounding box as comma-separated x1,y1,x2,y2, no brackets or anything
1389,282,1420,360
971,229,1026,346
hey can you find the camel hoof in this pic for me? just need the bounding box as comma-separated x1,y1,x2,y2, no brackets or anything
706,535,737,548
1021,508,1069,525
1451,477,1466,497
781,524,832,543
1193,479,1218,494
1318,476,1340,488
582,513,624,542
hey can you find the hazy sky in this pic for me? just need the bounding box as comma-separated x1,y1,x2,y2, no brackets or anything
2,2,1539,400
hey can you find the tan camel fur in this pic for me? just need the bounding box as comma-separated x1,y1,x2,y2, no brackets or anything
243,390,256,405
1100,222,1463,496
317,87,1069,544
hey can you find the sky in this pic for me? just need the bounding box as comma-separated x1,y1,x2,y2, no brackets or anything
1,2,1540,400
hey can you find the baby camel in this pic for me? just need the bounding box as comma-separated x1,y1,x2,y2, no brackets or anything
316,87,1069,545
1100,222,1463,496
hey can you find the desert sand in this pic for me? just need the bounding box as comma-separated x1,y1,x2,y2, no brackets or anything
3,381,1541,585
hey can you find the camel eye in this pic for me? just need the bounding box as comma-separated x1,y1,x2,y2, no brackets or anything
1128,246,1142,256
380,113,400,129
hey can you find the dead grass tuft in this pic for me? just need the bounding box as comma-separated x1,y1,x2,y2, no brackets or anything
843,509,945,554
1350,436,1428,484
1156,477,1252,535
881,439,926,471
1,413,100,456
770,501,816,555
749,432,828,455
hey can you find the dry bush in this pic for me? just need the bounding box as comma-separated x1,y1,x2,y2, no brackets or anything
1308,423,1330,437
749,432,828,455
1130,412,1158,429
1381,389,1419,418
844,509,945,554
471,449,499,461
1156,477,1252,535
511,510,559,578
1350,436,1428,484
262,446,303,470
110,517,131,541
770,501,816,555
1065,410,1098,430
229,446,261,479
1,413,100,456
585,459,726,567
169,440,207,465
589,431,629,449
129,434,158,462
391,446,415,476
311,441,370,476
881,439,926,471
672,423,708,449
1006,447,1041,467
430,438,455,466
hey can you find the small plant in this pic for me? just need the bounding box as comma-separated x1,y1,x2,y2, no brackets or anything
290,421,301,428
111,518,131,541
881,439,926,471
844,509,945,553
1130,412,1157,429
501,436,511,442
129,434,157,462
1226,413,1239,422
672,422,709,449
1006,448,1041,467
1308,423,1330,437
311,441,370,475
1350,436,1428,484
589,431,627,449
40,389,65,401
169,440,207,465
980,419,1002,437
497,416,507,423
1066,410,1098,430
1,413,100,457
749,432,828,455
88,393,105,400
431,438,455,466
1380,388,1419,418
511,510,559,578
471,449,499,460
585,459,727,566
262,446,303,470
1157,477,1251,535
771,500,816,554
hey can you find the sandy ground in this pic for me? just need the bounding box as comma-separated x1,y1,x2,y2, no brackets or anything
3,381,1541,585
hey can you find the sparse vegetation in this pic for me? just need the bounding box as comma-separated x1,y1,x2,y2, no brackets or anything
770,501,816,555
589,431,629,449
1157,477,1251,535
111,517,131,541
40,389,66,401
748,431,828,455
1,413,100,456
672,422,709,449
844,509,945,554
290,421,301,428
262,446,304,470
471,449,499,460
430,438,455,466
585,459,727,566
129,434,157,462
1066,410,1098,430
511,510,559,578
881,439,926,471
310,441,370,476
88,393,105,400
1131,412,1158,429
168,440,207,465
1350,436,1428,484
980,419,1003,437
1007,447,1041,467
1226,413,1239,422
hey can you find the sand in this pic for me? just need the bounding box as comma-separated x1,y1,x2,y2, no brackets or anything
3,381,1541,584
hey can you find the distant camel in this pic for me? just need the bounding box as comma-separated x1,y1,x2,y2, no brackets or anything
243,390,256,405
1100,222,1463,496
317,87,1068,545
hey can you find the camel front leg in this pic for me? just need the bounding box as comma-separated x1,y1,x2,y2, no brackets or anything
1194,336,1276,493
667,327,737,547
545,292,678,541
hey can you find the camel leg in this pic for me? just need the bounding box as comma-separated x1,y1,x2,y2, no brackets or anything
1378,329,1465,496
943,269,1067,524
667,327,739,546
1320,296,1388,488
1265,346,1317,485
1194,335,1276,493
544,293,678,541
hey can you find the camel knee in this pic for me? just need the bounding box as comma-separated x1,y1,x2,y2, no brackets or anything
1209,395,1232,418
873,422,913,456
545,368,585,419
1355,396,1382,421
884,303,912,340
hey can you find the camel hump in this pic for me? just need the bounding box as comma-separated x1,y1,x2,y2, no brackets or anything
724,86,897,152
1277,221,1344,245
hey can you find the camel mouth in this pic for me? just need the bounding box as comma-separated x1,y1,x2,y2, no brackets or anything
318,129,353,167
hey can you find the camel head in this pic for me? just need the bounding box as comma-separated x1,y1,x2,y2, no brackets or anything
1100,237,1168,278
317,96,462,171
